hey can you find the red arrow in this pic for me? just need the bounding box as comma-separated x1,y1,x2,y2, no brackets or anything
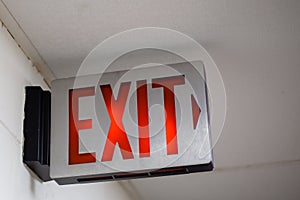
191,95,201,129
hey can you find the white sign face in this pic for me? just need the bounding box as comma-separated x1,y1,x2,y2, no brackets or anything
50,62,213,184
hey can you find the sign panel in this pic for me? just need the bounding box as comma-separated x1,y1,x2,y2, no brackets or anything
51,62,213,184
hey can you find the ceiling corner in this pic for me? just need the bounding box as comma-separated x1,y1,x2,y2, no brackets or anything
0,0,56,86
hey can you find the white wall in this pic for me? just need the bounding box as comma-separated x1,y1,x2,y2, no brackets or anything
0,21,133,200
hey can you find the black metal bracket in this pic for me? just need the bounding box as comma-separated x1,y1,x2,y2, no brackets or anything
23,86,52,181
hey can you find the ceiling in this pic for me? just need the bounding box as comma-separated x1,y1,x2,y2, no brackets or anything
2,0,299,80
1,0,300,199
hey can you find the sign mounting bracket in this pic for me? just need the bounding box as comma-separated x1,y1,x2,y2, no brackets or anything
23,86,52,182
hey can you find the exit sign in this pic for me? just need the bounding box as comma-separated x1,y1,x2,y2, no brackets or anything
50,62,213,184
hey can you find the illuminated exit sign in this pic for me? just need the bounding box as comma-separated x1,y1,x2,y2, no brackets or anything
50,62,213,184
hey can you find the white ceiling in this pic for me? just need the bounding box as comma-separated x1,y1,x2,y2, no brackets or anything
2,0,299,79
1,0,300,199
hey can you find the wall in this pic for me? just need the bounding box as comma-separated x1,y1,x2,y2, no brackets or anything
0,21,133,200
